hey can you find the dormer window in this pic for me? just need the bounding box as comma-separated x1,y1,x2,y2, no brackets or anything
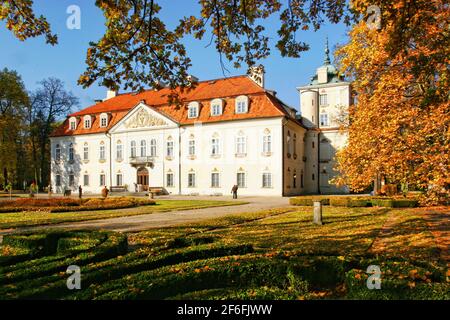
210,99,223,116
235,96,249,114
69,117,77,130
100,113,108,127
84,115,92,129
188,102,199,119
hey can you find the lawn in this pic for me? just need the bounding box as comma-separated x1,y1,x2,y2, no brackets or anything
0,199,246,229
0,206,447,300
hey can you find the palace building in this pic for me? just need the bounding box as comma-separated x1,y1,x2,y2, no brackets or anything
50,44,351,196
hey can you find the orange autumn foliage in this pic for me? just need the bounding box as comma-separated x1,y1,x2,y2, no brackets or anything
334,1,449,204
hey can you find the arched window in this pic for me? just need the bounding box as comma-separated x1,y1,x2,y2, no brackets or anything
235,131,246,155
166,136,174,157
210,99,223,116
140,140,146,157
55,144,61,161
68,143,74,162
150,139,157,157
130,140,136,158
211,168,220,188
83,115,92,129
235,95,249,114
293,133,297,155
69,117,77,130
237,168,246,188
69,170,75,186
211,133,220,156
99,141,106,160
188,134,195,156
287,131,292,155
263,129,272,154
188,102,199,118
293,169,297,188
116,140,123,160
83,142,89,161
100,113,108,127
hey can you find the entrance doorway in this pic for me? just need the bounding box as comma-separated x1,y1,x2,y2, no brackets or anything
137,167,149,191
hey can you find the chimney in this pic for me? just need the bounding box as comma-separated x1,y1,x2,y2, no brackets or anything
105,89,117,101
248,64,265,88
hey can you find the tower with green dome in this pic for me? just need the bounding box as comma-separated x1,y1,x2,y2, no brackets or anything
296,38,352,194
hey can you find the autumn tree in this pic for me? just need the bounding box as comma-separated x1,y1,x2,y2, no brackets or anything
334,0,449,204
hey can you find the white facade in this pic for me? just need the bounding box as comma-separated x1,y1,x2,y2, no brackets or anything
50,53,351,197
50,101,306,196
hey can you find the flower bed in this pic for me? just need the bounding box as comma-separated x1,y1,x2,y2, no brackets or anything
0,197,156,213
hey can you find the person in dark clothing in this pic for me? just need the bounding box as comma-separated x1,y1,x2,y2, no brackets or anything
78,185,83,199
231,185,238,199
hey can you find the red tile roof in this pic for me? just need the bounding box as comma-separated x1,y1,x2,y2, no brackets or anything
51,75,298,137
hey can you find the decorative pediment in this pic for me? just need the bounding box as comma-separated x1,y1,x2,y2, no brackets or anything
124,108,169,129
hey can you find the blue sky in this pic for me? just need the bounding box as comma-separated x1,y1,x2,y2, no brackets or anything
0,0,350,113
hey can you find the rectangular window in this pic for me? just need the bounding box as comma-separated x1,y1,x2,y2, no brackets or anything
236,101,248,114
211,173,220,188
319,94,328,106
70,121,76,130
69,174,75,187
262,173,272,188
83,174,89,186
56,174,61,187
116,174,123,186
100,174,106,186
211,104,221,116
116,144,123,160
167,141,174,157
320,114,329,126
236,136,246,155
237,172,246,188
101,117,107,127
166,173,174,187
188,140,195,156
263,135,272,153
188,106,198,118
83,146,89,160
211,138,220,156
188,173,196,187
99,145,105,160
84,119,91,129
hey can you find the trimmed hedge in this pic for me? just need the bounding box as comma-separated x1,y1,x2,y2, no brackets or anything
291,196,418,208
16,243,254,300
0,231,127,287
290,197,330,206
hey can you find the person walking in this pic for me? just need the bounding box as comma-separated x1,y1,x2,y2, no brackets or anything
78,185,83,199
231,184,238,199
101,186,109,199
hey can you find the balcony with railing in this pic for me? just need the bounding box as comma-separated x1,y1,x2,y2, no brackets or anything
129,156,154,167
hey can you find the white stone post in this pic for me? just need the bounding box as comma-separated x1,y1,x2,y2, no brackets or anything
313,201,323,225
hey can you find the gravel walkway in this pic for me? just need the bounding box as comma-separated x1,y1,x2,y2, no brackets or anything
0,196,291,235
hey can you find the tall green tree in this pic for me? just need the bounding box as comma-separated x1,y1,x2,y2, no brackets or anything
0,68,29,187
